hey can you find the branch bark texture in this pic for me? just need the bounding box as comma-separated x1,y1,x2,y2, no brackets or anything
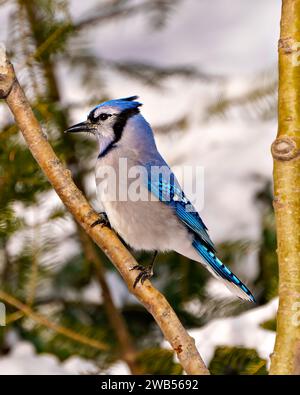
270,0,300,375
0,47,209,375
78,228,142,374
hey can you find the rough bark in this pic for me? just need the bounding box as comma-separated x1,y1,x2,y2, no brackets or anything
0,47,209,375
270,0,300,375
78,228,142,374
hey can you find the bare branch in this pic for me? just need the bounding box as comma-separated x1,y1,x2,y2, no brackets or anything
0,46,209,375
0,289,108,351
270,0,300,375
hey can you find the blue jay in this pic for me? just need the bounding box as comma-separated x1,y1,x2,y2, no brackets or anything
66,96,255,302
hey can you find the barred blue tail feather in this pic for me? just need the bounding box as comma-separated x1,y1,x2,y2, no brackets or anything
192,239,255,302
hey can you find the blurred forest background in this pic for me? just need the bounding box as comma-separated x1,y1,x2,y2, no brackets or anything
0,0,280,374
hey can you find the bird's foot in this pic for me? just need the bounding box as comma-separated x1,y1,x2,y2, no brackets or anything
130,264,154,288
91,212,111,228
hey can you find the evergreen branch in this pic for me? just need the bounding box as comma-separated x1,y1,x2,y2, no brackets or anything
25,22,71,67
17,0,161,69
13,0,220,93
75,0,167,31
0,46,209,375
205,78,277,121
111,61,223,84
0,289,108,351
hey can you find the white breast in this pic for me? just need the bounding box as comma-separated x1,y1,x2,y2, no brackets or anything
95,152,192,252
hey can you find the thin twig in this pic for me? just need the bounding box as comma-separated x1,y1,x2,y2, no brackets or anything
0,290,108,351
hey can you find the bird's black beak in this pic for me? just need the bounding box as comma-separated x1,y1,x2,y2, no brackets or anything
64,121,91,133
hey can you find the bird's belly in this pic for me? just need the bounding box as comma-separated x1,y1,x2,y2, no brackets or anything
96,163,193,253
103,199,190,252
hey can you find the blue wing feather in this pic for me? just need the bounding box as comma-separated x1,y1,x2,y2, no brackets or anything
147,173,215,251
146,166,255,302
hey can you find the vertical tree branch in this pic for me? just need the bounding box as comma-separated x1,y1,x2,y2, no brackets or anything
270,0,300,375
0,48,209,375
19,0,61,103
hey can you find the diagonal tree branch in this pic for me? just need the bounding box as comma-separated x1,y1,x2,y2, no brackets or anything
0,46,209,375
78,227,142,374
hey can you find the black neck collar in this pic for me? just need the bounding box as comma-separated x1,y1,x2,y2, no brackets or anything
97,107,140,158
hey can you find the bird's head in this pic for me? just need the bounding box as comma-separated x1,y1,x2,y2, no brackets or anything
65,96,143,156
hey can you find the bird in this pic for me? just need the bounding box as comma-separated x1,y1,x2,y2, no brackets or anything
65,96,255,302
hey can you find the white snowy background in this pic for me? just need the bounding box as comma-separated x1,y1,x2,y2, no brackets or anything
0,0,280,374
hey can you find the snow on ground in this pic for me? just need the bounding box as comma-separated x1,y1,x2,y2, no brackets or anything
0,334,130,375
0,299,277,374
185,298,277,367
0,341,97,375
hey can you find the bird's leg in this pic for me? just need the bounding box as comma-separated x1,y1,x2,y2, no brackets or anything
91,212,111,228
131,251,158,288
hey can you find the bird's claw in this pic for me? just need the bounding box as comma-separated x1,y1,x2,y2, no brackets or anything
91,212,111,228
130,264,154,288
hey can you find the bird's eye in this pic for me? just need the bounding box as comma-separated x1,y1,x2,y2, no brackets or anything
99,113,110,121
88,112,111,123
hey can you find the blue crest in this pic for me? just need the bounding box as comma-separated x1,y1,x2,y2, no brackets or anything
92,96,142,113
